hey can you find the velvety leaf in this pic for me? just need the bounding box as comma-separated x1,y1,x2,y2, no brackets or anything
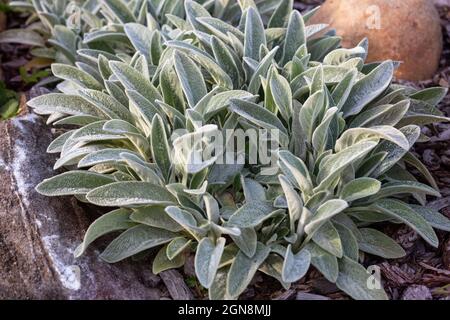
130,206,183,232
226,243,270,298
173,51,207,108
74,208,136,257
195,237,226,288
372,199,438,247
336,256,388,300
100,225,176,263
36,171,115,196
358,228,406,259
340,178,381,202
281,245,311,282
86,182,177,207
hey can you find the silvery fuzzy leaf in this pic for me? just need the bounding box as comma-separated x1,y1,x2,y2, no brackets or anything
230,227,257,258
341,61,394,117
410,87,448,106
53,115,103,126
105,80,129,107
52,64,103,91
98,55,112,80
0,28,45,47
316,141,377,191
209,267,232,300
281,245,311,283
78,148,143,168
70,121,123,143
103,0,136,23
54,145,105,170
204,90,253,119
192,86,223,118
323,47,366,65
173,51,207,108
77,49,120,63
165,206,207,240
247,46,278,94
127,89,160,134
228,202,279,228
332,68,358,111
304,191,331,212
185,0,211,31
226,242,270,298
357,228,406,259
349,100,410,128
305,242,338,283
259,253,290,290
152,244,185,274
371,199,438,248
336,256,388,300
124,23,153,62
211,36,240,88
282,10,305,65
299,90,325,142
403,152,438,190
197,16,244,43
28,93,104,118
74,208,136,258
334,222,359,261
204,193,220,223
335,126,409,152
367,180,441,203
166,40,233,89
339,177,381,202
371,125,421,177
120,152,163,185
304,199,348,236
270,71,292,122
268,0,292,28
159,62,186,114
409,205,450,232
309,64,324,95
78,89,132,122
279,175,302,233
130,206,183,232
86,181,177,207
195,237,226,288
208,162,244,186
49,25,78,62
47,130,75,154
100,225,177,263
308,36,341,62
312,107,338,155
83,30,129,45
278,150,313,195
244,7,266,61
396,99,450,126
242,177,267,203
110,61,162,103
311,221,343,258
103,118,143,136
36,171,115,196
229,98,288,136
166,237,192,260
151,114,172,182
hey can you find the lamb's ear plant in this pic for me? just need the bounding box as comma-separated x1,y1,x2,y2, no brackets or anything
29,1,450,300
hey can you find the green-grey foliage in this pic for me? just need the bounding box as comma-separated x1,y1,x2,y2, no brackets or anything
28,0,450,300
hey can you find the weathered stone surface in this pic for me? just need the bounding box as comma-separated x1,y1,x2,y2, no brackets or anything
310,0,443,81
401,285,433,300
0,111,162,299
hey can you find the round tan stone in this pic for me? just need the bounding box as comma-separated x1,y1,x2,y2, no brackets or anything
309,0,443,81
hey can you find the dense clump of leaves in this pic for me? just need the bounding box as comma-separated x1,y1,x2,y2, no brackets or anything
29,0,450,300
